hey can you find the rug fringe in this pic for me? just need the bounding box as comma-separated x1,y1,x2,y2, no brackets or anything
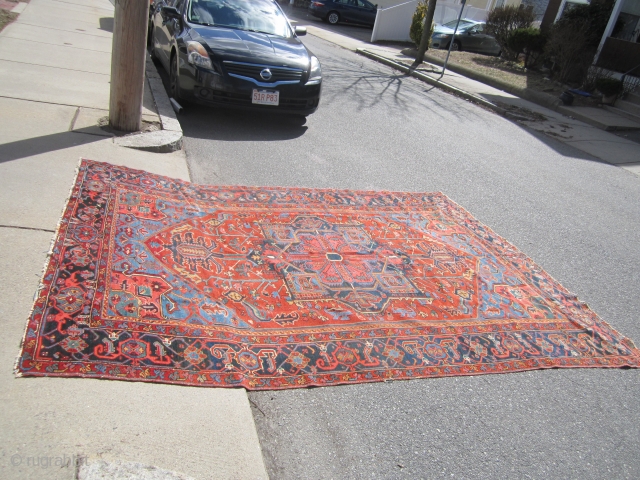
14,157,86,378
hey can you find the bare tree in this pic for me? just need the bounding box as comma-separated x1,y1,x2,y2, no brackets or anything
412,0,437,68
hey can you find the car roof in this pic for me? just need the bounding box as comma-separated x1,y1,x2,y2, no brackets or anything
441,19,481,26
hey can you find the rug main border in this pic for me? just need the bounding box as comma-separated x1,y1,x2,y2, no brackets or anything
15,159,640,390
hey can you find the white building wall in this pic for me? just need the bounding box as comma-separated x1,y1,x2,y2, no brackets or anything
371,0,418,42
371,0,518,42
433,0,490,23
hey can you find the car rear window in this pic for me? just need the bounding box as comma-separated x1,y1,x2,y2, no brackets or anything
442,19,474,29
188,0,292,37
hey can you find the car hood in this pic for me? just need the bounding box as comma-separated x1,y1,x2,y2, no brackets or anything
190,26,310,69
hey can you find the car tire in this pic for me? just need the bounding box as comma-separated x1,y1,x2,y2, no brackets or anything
148,24,157,60
327,11,340,24
169,52,181,101
451,40,461,51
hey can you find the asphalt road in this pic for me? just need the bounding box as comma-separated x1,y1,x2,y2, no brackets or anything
178,33,640,479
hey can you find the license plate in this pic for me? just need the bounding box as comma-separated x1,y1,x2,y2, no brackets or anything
252,89,279,106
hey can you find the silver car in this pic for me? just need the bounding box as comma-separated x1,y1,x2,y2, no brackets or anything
431,20,501,56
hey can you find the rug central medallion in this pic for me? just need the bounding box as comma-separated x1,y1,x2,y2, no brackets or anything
143,211,478,328
260,214,475,314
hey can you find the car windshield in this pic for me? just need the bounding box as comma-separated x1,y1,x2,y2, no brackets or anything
187,0,292,37
442,19,474,30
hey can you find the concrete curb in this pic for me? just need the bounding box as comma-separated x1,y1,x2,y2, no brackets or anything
357,48,508,116
400,48,564,112
114,55,183,153
12,1,28,14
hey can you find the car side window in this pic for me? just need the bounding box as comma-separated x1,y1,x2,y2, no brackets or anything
174,0,185,12
476,24,484,33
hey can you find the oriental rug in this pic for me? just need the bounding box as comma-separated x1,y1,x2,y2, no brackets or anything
16,160,640,389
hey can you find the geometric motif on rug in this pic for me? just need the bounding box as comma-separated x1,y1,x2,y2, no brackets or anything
16,160,640,389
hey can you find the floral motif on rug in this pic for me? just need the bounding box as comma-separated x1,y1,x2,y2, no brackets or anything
15,160,640,389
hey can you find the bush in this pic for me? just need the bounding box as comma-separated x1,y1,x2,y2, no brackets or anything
595,78,623,96
506,27,547,68
486,5,535,60
582,66,613,93
545,19,594,84
410,0,433,48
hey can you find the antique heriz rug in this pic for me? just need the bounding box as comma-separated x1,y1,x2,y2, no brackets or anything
16,160,640,389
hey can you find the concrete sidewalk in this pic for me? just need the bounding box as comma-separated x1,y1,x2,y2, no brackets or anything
301,24,640,176
0,0,267,479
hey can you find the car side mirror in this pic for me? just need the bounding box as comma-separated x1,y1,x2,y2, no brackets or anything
295,26,307,36
161,6,180,19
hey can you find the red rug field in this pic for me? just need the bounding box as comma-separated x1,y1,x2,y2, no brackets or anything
15,160,640,389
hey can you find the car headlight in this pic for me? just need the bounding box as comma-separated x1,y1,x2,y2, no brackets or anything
186,41,213,69
306,56,322,85
434,34,451,39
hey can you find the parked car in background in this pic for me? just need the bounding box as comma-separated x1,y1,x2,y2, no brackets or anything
148,0,322,116
308,0,377,27
431,20,501,56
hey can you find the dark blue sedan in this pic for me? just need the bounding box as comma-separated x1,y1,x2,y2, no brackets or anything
308,0,377,27
149,0,322,116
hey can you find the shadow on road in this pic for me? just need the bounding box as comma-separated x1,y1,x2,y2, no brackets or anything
178,105,309,142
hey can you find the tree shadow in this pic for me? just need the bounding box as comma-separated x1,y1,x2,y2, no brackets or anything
298,47,494,123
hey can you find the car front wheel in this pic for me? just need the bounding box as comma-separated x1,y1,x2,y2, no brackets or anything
170,53,180,100
327,11,339,24
451,40,461,51
148,24,157,60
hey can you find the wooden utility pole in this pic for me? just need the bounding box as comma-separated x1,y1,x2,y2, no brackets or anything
109,0,150,132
